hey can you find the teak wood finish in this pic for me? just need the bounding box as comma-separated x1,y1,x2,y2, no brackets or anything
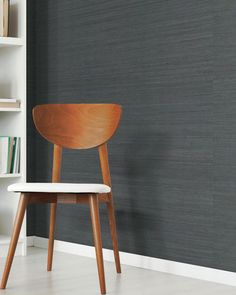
0,104,122,294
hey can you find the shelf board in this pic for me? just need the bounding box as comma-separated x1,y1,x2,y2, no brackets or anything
0,37,24,48
0,107,21,112
0,173,21,178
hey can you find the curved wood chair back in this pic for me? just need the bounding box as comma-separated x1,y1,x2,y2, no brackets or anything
33,104,122,149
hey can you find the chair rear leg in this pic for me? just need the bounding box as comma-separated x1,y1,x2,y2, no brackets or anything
47,203,57,271
107,196,121,273
0,194,28,289
89,195,106,294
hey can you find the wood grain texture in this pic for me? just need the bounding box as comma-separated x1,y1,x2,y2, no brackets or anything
0,195,28,289
33,104,122,149
47,144,62,271
99,144,121,273
89,195,106,294
26,0,236,273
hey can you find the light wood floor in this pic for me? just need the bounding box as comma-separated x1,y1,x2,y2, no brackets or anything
0,247,235,295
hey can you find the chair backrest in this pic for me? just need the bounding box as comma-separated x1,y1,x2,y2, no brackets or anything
32,104,122,184
33,104,122,149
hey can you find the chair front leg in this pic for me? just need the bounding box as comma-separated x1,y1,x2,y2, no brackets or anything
89,194,106,294
47,203,57,271
0,193,28,289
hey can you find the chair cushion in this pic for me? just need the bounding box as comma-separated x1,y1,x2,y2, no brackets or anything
8,183,111,194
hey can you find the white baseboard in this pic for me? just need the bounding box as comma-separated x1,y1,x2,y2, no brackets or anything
26,235,35,247
27,235,236,287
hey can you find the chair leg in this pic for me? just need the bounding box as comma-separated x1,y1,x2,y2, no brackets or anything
107,196,121,273
89,195,106,294
0,194,28,289
47,203,57,271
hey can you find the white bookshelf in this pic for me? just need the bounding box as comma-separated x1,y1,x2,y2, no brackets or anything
0,37,24,47
0,107,21,112
0,174,21,178
0,0,26,256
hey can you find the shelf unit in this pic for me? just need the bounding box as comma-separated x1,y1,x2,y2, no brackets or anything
0,108,21,112
0,37,24,47
0,0,26,256
0,174,21,178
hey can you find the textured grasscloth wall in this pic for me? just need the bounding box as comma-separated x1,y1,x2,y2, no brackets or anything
27,0,236,272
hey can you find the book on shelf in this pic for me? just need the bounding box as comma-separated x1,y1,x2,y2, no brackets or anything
0,0,9,37
0,98,20,108
0,137,20,174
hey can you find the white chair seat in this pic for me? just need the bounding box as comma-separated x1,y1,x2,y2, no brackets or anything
8,183,111,194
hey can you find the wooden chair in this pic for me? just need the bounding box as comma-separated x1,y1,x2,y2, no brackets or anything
0,104,122,294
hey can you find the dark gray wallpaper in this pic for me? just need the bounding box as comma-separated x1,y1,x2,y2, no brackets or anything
26,0,236,272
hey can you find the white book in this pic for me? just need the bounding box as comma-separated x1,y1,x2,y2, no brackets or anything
13,138,20,173
0,98,17,103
